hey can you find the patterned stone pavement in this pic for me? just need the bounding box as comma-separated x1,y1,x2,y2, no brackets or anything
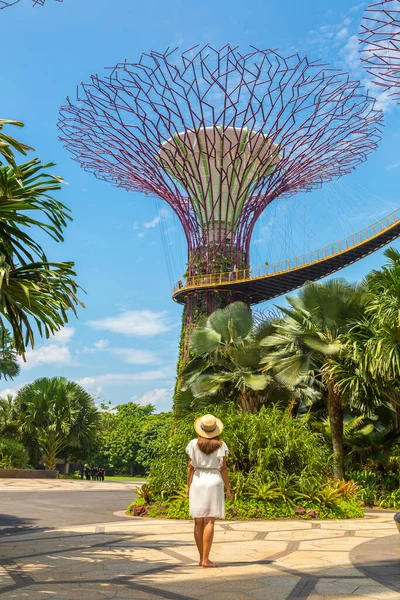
0,511,399,600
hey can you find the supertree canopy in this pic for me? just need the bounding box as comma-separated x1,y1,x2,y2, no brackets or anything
59,45,382,317
0,0,62,8
359,0,400,101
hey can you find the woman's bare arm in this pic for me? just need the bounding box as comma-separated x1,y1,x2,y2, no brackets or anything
221,457,232,501
186,460,194,497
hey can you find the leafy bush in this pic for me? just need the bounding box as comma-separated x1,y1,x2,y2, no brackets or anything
347,469,391,507
0,438,29,469
132,405,364,521
148,404,331,499
379,489,400,509
127,496,363,520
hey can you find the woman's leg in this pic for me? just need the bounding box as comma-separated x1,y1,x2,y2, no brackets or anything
202,517,216,567
194,518,205,564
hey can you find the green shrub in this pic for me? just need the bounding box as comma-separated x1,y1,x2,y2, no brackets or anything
136,405,363,521
166,500,190,520
148,405,331,500
379,489,400,509
347,470,381,507
0,438,29,469
126,496,363,521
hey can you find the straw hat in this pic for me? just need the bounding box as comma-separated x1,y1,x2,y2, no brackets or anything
194,414,223,439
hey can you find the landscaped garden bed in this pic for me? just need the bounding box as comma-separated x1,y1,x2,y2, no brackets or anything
125,406,372,521
127,496,364,521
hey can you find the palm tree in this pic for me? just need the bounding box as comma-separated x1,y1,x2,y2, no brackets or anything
15,377,100,470
0,124,83,354
362,248,400,424
181,302,270,413
0,329,20,380
0,393,17,437
261,279,368,479
180,302,317,414
0,119,32,177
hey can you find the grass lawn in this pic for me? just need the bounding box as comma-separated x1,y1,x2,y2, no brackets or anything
106,475,147,482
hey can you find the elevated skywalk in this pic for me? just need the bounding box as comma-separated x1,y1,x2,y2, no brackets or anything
172,209,400,305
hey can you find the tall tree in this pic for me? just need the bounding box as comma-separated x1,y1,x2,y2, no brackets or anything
180,302,316,414
0,120,82,355
15,377,100,470
349,248,400,425
261,279,368,479
0,330,19,380
181,303,270,414
0,119,32,176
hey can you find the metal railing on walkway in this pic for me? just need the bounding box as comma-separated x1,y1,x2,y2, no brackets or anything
173,208,399,293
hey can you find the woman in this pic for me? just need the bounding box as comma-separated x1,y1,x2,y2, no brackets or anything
186,414,231,568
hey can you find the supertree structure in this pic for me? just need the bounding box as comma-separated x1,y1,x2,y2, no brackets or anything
0,0,62,8
359,0,400,102
59,44,382,342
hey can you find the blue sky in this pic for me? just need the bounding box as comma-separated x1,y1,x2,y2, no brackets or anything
0,0,399,411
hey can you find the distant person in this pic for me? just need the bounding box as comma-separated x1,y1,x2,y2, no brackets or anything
186,414,231,568
85,466,91,481
79,466,85,480
100,467,105,481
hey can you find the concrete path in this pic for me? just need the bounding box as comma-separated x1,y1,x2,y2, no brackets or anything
0,478,145,492
0,479,142,532
0,494,399,600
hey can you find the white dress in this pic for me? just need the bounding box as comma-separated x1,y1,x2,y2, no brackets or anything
185,438,229,519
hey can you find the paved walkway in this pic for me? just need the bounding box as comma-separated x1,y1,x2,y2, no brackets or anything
0,510,399,599
0,478,145,492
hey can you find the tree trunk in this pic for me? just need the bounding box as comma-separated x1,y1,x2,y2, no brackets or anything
327,384,345,480
394,401,400,430
238,389,261,413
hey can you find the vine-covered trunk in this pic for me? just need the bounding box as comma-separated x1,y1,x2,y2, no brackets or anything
173,244,252,414
237,389,261,414
327,384,345,480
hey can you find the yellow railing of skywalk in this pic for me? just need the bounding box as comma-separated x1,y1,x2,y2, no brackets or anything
173,208,400,293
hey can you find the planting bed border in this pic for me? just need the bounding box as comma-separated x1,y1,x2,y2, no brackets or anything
0,469,59,479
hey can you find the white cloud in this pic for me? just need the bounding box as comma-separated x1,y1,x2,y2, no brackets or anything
343,35,360,71
336,27,349,41
144,216,161,229
51,327,75,345
76,377,96,386
350,2,365,13
94,339,109,349
386,161,400,172
109,348,158,365
21,345,72,371
88,310,172,337
132,387,173,409
20,327,76,371
76,369,172,390
0,388,18,399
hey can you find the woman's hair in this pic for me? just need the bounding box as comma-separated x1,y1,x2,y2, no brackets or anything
197,436,222,455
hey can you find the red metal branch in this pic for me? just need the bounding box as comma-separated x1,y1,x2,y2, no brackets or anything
359,0,400,102
0,0,62,8
59,45,383,269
